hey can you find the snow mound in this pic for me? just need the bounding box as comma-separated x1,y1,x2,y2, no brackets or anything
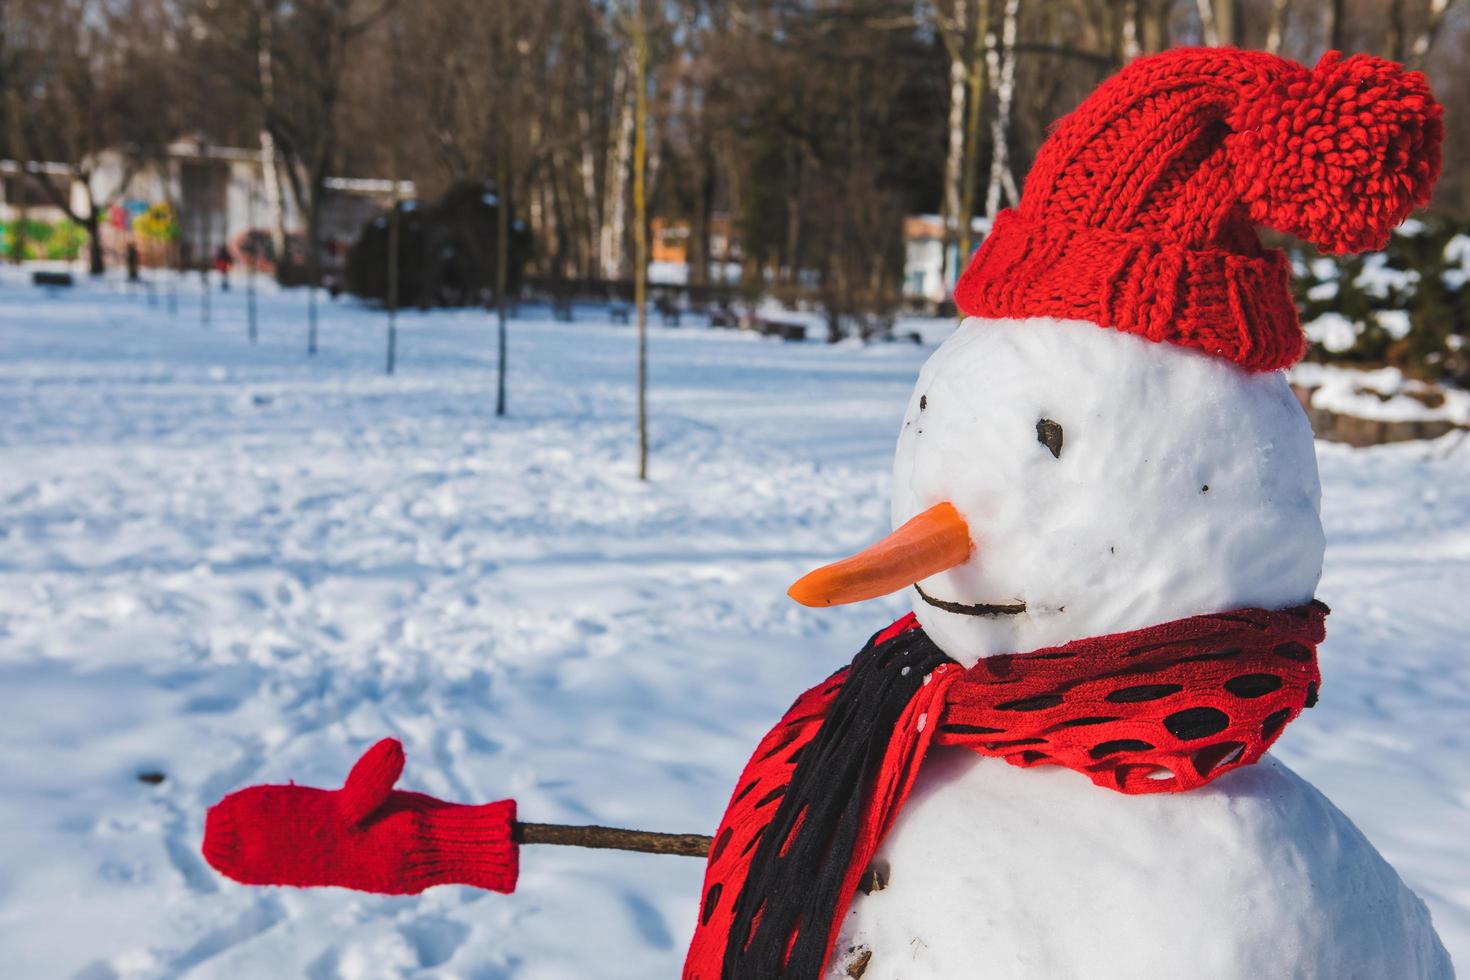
832,750,1453,980
1291,362,1470,426
1303,311,1359,352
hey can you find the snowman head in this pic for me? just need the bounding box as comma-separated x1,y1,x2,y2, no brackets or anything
787,48,1440,665
889,316,1321,665
788,316,1325,666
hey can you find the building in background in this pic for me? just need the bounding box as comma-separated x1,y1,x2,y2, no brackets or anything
649,214,742,284
0,137,409,273
903,214,992,308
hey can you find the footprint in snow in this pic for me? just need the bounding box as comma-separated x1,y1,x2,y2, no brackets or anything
399,916,470,969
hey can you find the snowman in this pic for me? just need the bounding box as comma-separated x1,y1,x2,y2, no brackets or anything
683,47,1453,979
203,46,1452,980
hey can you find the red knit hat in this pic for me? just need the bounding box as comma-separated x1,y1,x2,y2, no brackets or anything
955,48,1442,372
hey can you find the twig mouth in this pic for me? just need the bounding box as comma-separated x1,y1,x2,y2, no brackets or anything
915,584,1027,617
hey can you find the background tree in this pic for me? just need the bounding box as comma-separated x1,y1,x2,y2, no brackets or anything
4,0,178,274
4,0,1469,315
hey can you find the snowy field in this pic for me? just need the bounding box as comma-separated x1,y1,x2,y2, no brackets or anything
0,270,1466,978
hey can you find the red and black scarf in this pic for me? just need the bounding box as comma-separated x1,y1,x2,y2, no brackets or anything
683,602,1328,979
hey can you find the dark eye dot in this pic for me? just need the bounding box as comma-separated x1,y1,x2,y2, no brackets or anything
919,394,928,411
1036,418,1064,459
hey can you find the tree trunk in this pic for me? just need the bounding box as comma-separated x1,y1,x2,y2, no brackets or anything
385,16,401,373
1215,0,1235,47
1408,0,1454,70
646,115,663,231
387,177,400,376
941,0,969,287
85,200,104,276
1323,0,1346,52
247,175,259,343
306,181,321,355
257,8,288,266
198,199,211,326
496,138,510,417
957,0,991,275
12,185,28,264
985,0,1021,219
1388,0,1407,61
783,144,803,285
1265,0,1290,54
578,105,601,279
690,149,713,288
5,91,29,265
1121,0,1141,60
258,135,287,266
1196,0,1220,45
602,54,635,282
550,163,572,281
632,0,650,481
528,171,545,274
1144,0,1170,52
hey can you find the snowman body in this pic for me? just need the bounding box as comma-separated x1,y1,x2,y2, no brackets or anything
831,751,1453,979
829,317,1452,978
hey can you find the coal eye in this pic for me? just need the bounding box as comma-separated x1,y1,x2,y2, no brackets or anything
1036,418,1063,459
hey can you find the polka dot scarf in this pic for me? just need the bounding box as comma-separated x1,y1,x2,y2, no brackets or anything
685,602,1328,979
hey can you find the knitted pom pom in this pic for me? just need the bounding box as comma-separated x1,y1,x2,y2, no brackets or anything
1229,52,1442,255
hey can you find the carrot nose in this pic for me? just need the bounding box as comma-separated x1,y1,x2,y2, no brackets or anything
788,502,973,607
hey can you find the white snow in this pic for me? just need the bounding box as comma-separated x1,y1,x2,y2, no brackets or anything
1309,257,1339,281
1306,278,1339,301
647,260,744,286
1303,310,1360,352
1446,234,1470,290
1356,253,1420,299
1375,308,1414,340
1291,362,1470,426
893,318,1323,665
833,751,1452,979
0,273,1467,978
1397,218,1429,237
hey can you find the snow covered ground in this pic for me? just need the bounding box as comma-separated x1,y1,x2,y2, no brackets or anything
0,270,1466,978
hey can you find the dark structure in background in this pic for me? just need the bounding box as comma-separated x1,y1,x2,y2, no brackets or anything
346,182,531,309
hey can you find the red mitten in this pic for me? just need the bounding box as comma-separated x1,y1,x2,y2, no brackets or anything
202,738,518,895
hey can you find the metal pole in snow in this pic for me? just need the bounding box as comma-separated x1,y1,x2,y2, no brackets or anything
386,184,399,376
247,176,258,344
199,159,211,329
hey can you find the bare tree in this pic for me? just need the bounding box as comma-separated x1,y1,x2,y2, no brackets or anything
931,0,980,286
76,0,1464,325
243,0,395,352
1408,0,1457,70
1,0,34,265
627,0,652,479
1322,0,1346,52
984,0,1021,219
602,52,636,281
1265,0,1290,53
1195,0,1220,44
930,0,992,280
8,0,176,274
1122,0,1143,60
255,3,288,265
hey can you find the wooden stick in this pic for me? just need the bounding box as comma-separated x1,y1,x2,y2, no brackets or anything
514,821,712,858
514,822,886,897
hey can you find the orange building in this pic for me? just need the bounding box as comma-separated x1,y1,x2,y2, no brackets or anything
651,214,740,266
